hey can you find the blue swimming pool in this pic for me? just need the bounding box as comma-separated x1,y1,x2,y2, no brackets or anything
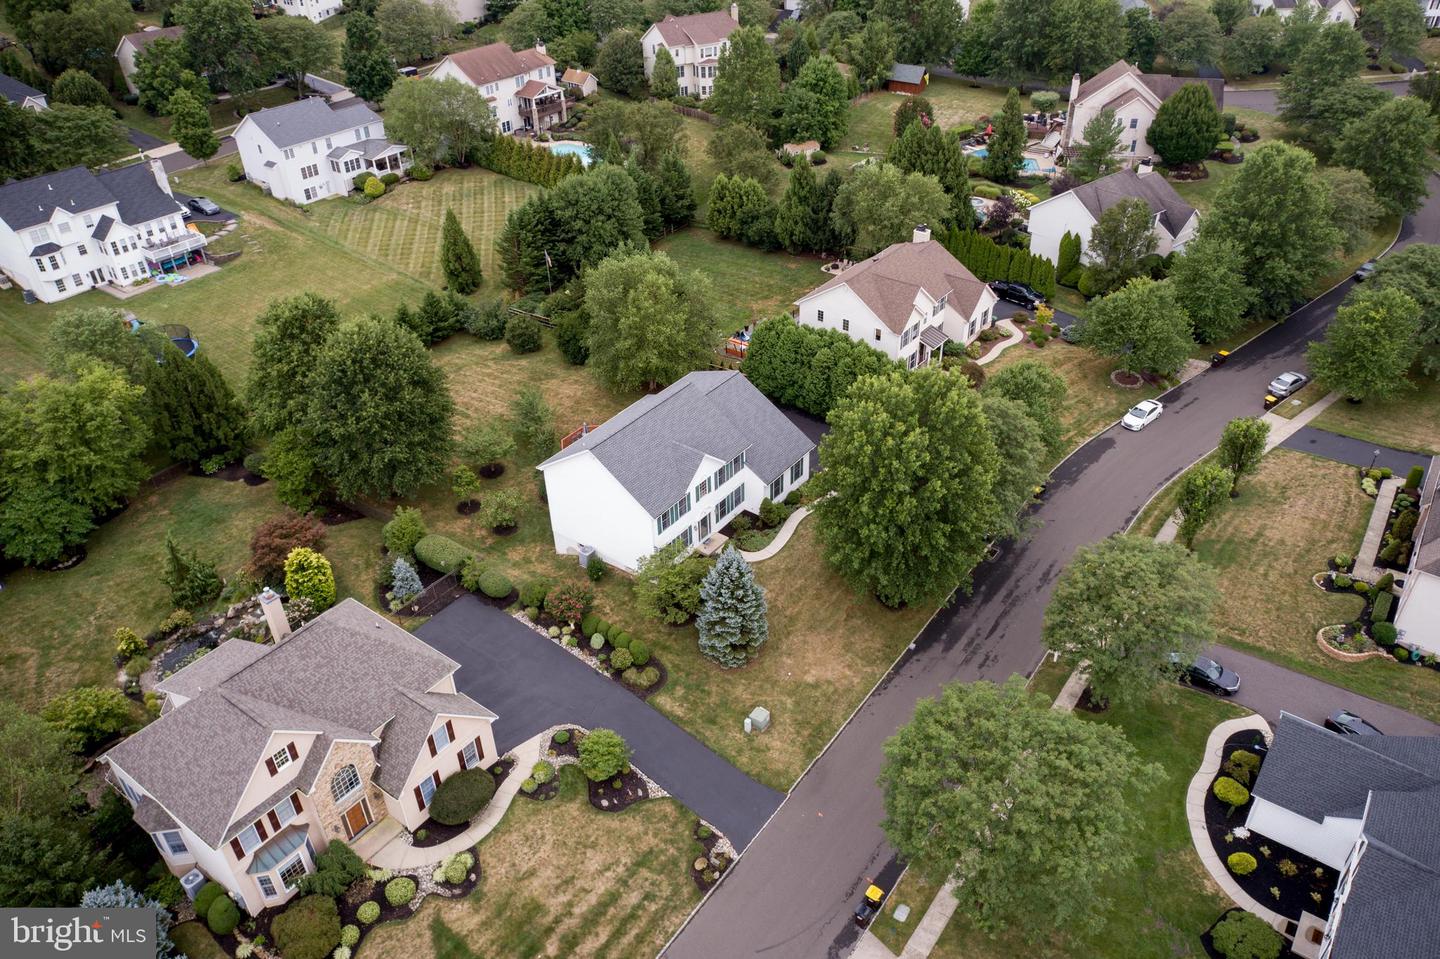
968,148,1053,173
545,142,594,166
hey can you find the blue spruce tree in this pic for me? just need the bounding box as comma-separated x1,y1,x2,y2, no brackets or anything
696,547,769,667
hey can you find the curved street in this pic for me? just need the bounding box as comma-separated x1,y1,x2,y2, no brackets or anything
661,148,1440,958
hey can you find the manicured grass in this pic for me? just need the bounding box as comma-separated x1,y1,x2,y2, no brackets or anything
1191,449,1440,721
116,85,303,142
986,340,1163,468
0,476,381,709
845,78,1010,157
1311,355,1440,454
170,922,227,959
0,165,535,389
1128,451,1220,540
931,661,1245,959
871,869,944,955
656,227,827,331
360,765,701,959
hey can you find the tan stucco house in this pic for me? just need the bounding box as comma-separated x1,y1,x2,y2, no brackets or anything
102,595,498,916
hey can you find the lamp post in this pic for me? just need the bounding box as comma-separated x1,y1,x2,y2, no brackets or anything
1369,449,1380,472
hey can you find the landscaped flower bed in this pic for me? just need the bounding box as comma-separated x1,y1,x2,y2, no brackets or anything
408,757,515,847
515,607,669,697
689,818,733,892
1204,732,1337,921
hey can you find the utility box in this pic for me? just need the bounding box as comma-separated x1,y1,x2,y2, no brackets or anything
578,544,595,569
748,706,771,733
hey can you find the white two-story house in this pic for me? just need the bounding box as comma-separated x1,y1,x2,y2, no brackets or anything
1027,165,1199,266
538,371,815,572
1063,60,1225,167
103,596,500,917
792,227,998,369
234,98,409,206
641,5,741,99
1251,0,1358,23
430,41,565,136
0,161,207,304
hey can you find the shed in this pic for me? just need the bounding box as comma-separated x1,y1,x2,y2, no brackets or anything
886,64,928,95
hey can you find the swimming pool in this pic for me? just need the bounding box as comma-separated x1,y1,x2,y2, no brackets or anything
967,148,1054,173
545,141,594,166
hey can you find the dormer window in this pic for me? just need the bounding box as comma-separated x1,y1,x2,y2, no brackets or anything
28,226,50,245
57,221,72,235
266,741,298,774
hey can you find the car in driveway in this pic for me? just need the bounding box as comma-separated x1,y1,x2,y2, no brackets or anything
186,196,221,216
1324,709,1383,736
1121,398,1163,431
1267,371,1309,398
1354,260,1377,281
989,280,1045,310
1173,654,1240,696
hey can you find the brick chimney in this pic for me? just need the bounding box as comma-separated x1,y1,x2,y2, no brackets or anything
912,224,931,244
730,1,739,21
260,587,292,643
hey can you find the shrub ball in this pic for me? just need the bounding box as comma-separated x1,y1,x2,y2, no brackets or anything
384,877,417,907
272,895,341,959
428,768,498,825
1227,852,1258,876
205,893,240,935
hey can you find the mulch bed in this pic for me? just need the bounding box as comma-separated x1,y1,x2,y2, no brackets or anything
1169,162,1209,181
491,524,518,537
319,503,366,526
478,464,505,479
334,858,482,952
412,760,516,846
192,461,249,482
525,613,668,697
688,820,731,892
38,548,87,572
456,499,481,515
1204,733,1336,922
242,470,268,486
1198,908,1247,959
546,729,581,760
588,768,650,812
1110,370,1144,388
518,776,560,802
1075,686,1110,713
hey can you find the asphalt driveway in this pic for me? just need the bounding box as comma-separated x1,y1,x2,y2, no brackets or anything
417,596,783,848
1279,426,1429,475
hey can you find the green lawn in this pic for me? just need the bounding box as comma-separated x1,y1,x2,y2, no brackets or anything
1311,354,1440,454
0,165,535,390
170,922,227,959
361,765,701,959
845,78,1011,157
931,660,1245,959
656,227,826,331
0,475,382,709
116,85,303,142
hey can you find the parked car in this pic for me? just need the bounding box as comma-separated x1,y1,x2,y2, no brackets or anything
186,196,221,216
1267,371,1309,398
1121,398,1164,431
1354,260,1377,281
1172,654,1240,696
1324,709,1383,736
989,280,1045,310
398,66,419,77
853,884,886,927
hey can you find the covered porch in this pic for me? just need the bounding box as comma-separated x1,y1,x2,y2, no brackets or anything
517,80,567,132
916,324,949,367
330,139,411,177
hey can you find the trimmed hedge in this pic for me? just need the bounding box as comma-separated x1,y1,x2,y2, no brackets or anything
414,534,473,574
939,225,1056,298
429,768,498,825
1373,591,1393,623
1226,852,1257,876
206,894,240,935
271,895,340,959
384,877,417,907
744,316,901,418
193,882,223,919
1373,622,1398,645
628,639,651,666
478,570,513,599
1213,776,1251,811
356,902,380,924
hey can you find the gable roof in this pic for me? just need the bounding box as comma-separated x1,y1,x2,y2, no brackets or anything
1410,456,1440,576
155,639,270,701
1252,712,1440,822
561,68,594,85
1328,800,1440,959
650,10,740,47
538,371,815,517
117,25,184,56
1074,59,1224,111
439,42,554,87
889,64,926,84
1058,168,1197,236
799,238,991,335
0,163,179,233
240,98,380,149
105,599,496,847
0,72,45,107
95,163,184,225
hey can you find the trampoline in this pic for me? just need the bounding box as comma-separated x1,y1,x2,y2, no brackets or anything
125,315,199,359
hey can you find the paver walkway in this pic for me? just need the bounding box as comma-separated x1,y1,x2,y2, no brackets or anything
738,505,813,563
417,597,782,847
1354,477,1402,583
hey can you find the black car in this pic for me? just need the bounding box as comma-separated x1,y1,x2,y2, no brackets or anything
1325,709,1383,736
187,196,221,216
1172,654,1240,696
989,280,1045,310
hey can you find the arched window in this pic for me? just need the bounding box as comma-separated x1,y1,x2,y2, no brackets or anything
331,764,360,802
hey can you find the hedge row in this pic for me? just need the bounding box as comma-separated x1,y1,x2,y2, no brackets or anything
480,135,584,188
939,225,1056,299
743,316,902,417
414,534,472,574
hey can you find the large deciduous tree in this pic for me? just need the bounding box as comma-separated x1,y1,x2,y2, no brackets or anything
50,70,110,109
1359,0,1424,63
1320,166,1384,256
1125,5,1161,70
381,76,495,168
871,0,962,64
261,15,337,97
780,55,849,149
1042,0,1127,76
980,394,1048,538
342,14,396,104
376,0,456,65
595,27,646,96
849,16,898,91
983,359,1069,462
247,293,342,434
1168,233,1254,343
133,39,209,116
175,0,268,98
1044,535,1218,704
709,26,782,134
167,89,219,165
1278,23,1386,157
879,677,1161,937
1084,277,1195,376
1223,16,1283,77
584,249,718,391
1203,142,1342,315
1176,462,1234,548
708,121,780,190
305,317,454,500
28,0,133,79
1147,82,1223,166
1306,286,1422,402
830,162,949,258
1371,243,1440,371
696,547,769,667
817,368,999,607
1216,417,1270,496
1213,0,1249,34
1160,1,1222,69
1335,96,1436,217
1086,197,1159,293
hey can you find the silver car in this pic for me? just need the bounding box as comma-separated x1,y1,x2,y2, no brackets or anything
1268,371,1309,398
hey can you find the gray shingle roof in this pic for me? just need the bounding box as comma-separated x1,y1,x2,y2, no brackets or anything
155,639,270,701
889,64,926,84
1252,713,1440,822
328,138,402,161
1073,60,1224,112
105,599,495,848
1063,168,1197,236
0,72,45,107
0,166,117,231
95,164,185,226
92,214,116,241
538,371,816,517
133,794,178,833
242,98,381,149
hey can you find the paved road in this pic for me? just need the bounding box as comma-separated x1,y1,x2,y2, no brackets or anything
1280,426,1430,475
160,137,238,175
663,156,1440,957
1223,78,1412,114
417,596,783,848
1206,644,1440,737
126,127,168,151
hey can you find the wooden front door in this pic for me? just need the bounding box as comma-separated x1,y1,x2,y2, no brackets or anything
342,800,371,839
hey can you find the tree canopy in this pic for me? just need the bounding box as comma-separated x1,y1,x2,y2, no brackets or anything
1147,82,1223,166
1084,277,1195,376
709,26,782,134
831,163,949,258
1168,233,1254,343
1335,95,1436,216
1306,285,1422,401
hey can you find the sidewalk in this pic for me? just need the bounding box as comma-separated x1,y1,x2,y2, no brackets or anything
738,505,813,563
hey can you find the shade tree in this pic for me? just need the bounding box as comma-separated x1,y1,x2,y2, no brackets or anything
1083,277,1195,376
1306,285,1422,401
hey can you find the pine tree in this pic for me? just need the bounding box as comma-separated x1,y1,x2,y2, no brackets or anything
1058,231,1082,279
342,13,395,104
650,45,679,99
696,547,769,668
655,150,696,231
162,533,222,610
148,344,248,464
1147,82,1223,167
775,160,823,253
981,88,1026,183
440,208,483,294
168,88,218,164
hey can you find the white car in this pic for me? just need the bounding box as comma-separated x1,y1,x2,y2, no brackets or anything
1121,399,1164,431
1267,371,1309,398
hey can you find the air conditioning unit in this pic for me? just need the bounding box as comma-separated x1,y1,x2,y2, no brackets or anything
180,870,207,901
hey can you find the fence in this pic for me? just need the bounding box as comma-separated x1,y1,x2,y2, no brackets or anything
407,572,469,618
507,306,555,328
671,104,720,125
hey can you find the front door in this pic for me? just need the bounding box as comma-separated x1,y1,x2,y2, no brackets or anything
698,515,711,543
89,269,103,285
342,800,371,839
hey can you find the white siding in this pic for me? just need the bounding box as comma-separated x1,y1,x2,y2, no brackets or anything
541,451,658,572
1244,796,1363,870
1027,191,1094,266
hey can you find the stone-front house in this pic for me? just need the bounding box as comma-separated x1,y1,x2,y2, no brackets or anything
102,596,499,916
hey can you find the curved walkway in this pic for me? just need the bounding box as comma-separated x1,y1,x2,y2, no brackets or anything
738,506,813,563
975,319,1023,365
1185,716,1285,930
